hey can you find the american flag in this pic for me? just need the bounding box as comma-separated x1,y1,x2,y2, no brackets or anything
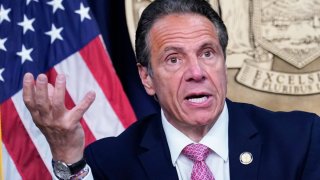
0,0,136,179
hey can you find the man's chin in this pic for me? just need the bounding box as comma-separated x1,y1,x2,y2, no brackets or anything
186,115,217,127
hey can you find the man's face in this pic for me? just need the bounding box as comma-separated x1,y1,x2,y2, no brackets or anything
139,13,227,134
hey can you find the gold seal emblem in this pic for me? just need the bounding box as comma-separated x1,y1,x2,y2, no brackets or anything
240,152,253,165
219,0,320,115
253,0,320,69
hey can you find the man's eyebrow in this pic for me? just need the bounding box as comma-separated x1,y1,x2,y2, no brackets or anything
199,42,218,50
163,46,184,52
158,46,184,59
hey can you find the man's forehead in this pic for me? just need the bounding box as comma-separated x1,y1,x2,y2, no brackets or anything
148,14,220,50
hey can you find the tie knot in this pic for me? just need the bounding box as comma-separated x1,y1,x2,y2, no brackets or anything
182,143,211,162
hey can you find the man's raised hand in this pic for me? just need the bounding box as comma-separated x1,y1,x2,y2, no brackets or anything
22,73,96,164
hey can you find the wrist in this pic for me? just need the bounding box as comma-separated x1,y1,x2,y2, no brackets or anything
50,132,85,164
52,148,84,164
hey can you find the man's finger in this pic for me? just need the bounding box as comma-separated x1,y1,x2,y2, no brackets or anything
23,73,43,125
48,83,54,103
70,91,96,122
35,74,51,115
23,73,36,110
52,74,66,112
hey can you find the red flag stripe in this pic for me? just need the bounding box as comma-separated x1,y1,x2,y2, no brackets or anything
1,100,51,180
46,69,96,146
79,36,136,128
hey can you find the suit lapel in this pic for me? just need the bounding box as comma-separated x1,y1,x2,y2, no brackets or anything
227,100,262,180
138,114,179,180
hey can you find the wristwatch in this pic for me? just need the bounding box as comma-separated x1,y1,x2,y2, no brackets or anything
52,157,87,180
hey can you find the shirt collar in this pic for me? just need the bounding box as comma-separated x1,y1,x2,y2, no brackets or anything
161,102,229,166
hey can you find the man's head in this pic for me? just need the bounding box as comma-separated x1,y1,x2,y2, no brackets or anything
136,0,229,140
135,0,228,68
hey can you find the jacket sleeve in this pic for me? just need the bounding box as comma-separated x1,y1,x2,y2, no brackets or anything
84,145,110,180
301,114,320,179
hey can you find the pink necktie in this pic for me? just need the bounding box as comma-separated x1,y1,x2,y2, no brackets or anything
182,143,215,180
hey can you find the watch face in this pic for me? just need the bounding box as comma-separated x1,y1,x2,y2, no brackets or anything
54,161,71,179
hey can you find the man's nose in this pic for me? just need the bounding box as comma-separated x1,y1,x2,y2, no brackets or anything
184,59,205,82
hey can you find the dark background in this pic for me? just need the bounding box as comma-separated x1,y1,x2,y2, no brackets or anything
88,0,160,120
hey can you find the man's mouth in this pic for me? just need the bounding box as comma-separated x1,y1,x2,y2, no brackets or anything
186,94,209,103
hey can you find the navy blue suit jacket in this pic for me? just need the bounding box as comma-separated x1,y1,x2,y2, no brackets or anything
84,100,320,179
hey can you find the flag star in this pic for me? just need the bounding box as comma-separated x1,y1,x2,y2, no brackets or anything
75,3,91,22
0,68,4,82
26,0,38,5
0,5,11,24
17,45,33,64
0,37,7,51
47,0,65,13
45,24,63,43
18,15,35,34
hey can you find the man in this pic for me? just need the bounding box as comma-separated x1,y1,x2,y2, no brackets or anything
23,0,320,179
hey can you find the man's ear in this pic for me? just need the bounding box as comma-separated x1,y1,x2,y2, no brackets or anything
137,63,156,95
224,63,228,84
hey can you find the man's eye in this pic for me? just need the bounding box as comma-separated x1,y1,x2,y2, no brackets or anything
202,51,213,58
168,57,179,64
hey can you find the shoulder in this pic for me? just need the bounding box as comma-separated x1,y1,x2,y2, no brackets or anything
227,100,320,178
228,99,319,140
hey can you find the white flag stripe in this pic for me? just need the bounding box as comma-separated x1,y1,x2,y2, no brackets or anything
54,52,125,139
2,143,23,180
11,91,54,176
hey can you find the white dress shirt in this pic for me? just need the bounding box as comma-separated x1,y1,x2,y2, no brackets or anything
162,102,230,180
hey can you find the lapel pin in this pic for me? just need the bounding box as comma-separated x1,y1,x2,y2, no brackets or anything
240,152,253,165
